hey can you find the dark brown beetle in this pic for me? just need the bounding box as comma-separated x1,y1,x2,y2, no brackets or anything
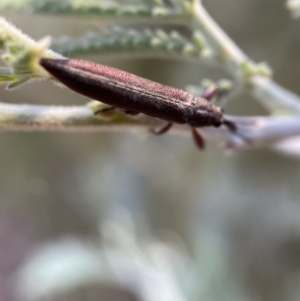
40,58,236,149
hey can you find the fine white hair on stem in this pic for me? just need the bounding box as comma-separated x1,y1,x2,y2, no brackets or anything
1,101,300,156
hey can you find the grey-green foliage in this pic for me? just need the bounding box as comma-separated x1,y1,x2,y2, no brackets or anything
0,0,192,18
52,27,211,59
0,0,200,88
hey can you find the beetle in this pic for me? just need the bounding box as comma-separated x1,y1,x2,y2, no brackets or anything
40,58,236,149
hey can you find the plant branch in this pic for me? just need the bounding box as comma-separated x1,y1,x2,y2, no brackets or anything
193,0,300,113
0,102,142,131
193,0,247,70
1,101,300,154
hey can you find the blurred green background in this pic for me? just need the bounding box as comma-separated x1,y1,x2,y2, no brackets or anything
2,0,300,301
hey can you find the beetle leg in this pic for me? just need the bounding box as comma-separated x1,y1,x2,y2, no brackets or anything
96,107,141,118
121,109,140,116
95,106,116,114
151,122,173,135
191,128,205,149
201,85,219,102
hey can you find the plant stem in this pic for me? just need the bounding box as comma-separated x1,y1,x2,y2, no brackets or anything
193,0,300,113
2,101,300,154
193,0,247,71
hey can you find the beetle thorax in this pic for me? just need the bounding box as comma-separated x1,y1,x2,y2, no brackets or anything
188,97,224,127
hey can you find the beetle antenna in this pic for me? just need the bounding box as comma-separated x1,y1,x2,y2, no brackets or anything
223,119,251,144
223,119,237,132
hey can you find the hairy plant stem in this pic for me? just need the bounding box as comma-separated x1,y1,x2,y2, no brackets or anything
193,0,300,113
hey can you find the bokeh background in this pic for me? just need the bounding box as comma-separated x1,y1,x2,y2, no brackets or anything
1,0,300,300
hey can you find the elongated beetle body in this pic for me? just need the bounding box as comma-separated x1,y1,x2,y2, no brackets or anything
40,58,235,149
